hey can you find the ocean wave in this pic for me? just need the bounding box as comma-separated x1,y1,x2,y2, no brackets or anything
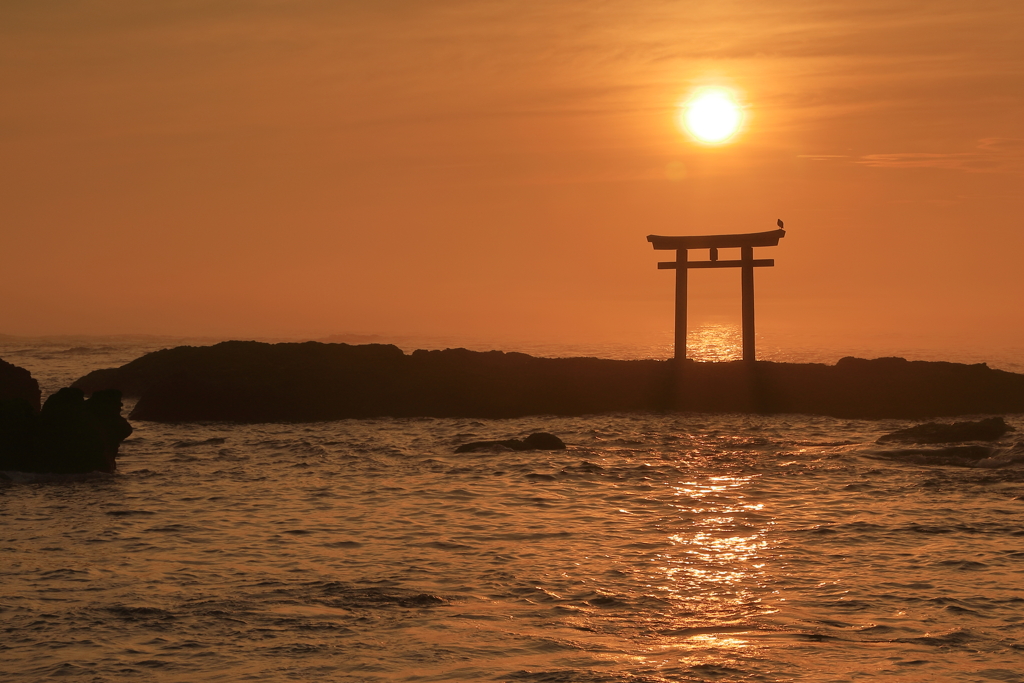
3,402,1023,680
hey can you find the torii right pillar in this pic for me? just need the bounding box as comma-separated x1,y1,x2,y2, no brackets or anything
648,223,786,362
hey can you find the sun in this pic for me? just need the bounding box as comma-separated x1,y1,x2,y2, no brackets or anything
680,88,744,144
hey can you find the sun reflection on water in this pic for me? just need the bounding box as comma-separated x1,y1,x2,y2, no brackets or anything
686,324,744,362
644,473,775,658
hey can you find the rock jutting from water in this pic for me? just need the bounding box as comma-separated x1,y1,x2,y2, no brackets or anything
876,416,1015,444
68,341,1024,423
0,379,134,474
0,357,41,412
455,432,567,453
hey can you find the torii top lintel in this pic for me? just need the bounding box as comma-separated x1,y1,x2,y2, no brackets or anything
646,228,786,251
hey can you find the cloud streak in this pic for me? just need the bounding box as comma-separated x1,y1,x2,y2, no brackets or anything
857,138,1024,173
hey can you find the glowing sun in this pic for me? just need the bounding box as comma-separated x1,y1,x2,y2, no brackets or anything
680,88,743,144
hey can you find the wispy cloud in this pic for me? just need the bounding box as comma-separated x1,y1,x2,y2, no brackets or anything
797,154,850,161
856,138,1024,173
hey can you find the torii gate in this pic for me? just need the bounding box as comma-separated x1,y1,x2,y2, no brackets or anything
648,222,786,362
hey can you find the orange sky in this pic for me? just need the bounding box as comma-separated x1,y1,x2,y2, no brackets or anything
2,1,1022,356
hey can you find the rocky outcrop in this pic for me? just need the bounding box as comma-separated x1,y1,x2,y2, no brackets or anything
0,357,41,412
671,356,1024,419
455,432,566,453
0,387,133,474
71,341,1024,423
74,341,671,422
877,417,1014,444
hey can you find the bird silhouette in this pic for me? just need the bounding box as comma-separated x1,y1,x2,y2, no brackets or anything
777,219,784,229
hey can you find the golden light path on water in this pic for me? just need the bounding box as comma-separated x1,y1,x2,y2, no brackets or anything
676,323,745,362
650,474,775,666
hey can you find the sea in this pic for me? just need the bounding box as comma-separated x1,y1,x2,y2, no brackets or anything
2,329,1023,682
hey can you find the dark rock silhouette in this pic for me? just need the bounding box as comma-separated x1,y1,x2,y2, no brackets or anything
877,417,1014,444
522,432,567,450
0,357,41,412
75,341,670,422
70,341,1024,423
0,396,38,472
0,358,42,471
0,384,132,474
455,432,566,453
84,389,134,471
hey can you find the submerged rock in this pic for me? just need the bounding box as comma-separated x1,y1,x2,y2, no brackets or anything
455,432,567,454
869,442,1024,468
522,432,567,450
877,417,1015,444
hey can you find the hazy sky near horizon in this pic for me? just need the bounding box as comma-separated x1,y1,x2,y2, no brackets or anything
2,1,1022,352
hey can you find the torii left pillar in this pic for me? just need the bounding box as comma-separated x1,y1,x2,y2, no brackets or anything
648,225,786,362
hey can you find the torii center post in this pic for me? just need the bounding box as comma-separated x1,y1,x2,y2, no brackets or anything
647,221,787,363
